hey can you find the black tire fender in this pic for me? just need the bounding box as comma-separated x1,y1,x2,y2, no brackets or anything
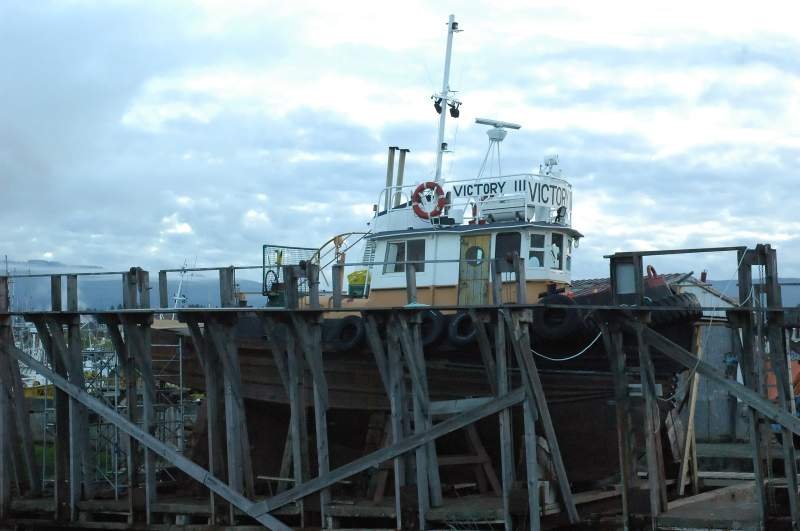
420,309,446,347
532,294,582,342
329,315,365,352
649,292,701,326
448,312,477,347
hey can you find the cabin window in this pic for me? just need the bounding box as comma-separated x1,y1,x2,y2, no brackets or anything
529,233,545,268
383,239,426,273
566,238,572,271
495,232,521,273
550,233,564,270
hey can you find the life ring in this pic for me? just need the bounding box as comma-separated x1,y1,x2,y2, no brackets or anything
411,181,447,219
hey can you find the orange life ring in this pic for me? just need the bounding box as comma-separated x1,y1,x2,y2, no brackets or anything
411,181,447,219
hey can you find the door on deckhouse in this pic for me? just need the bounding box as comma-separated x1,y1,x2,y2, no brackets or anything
458,235,491,305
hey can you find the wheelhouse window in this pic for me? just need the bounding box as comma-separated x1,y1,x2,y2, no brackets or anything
550,233,564,270
495,232,521,273
566,237,572,271
383,239,425,273
529,233,545,268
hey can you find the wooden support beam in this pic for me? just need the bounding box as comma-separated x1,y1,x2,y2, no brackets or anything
634,320,668,518
469,310,497,395
363,313,404,528
0,313,40,498
396,313,443,512
206,317,255,504
249,388,527,517
678,326,703,496
405,263,417,305
289,314,331,526
218,267,236,308
764,246,800,529
0,310,12,520
66,275,78,312
733,248,768,524
495,309,514,531
158,271,168,309
30,319,68,520
522,398,540,531
44,317,85,521
331,264,343,309
599,321,634,530
491,259,503,305
105,320,138,523
8,345,292,531
284,328,309,525
502,309,580,524
185,319,225,524
638,325,800,435
513,253,526,304
121,318,157,524
51,275,62,312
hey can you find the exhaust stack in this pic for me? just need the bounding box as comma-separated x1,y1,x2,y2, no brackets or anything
394,148,409,207
384,146,398,212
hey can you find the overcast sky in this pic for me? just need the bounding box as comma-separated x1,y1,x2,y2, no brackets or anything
2,1,799,282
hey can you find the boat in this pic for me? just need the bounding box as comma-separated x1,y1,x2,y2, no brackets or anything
151,14,701,488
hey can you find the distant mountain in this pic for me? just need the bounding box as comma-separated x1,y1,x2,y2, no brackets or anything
8,277,267,311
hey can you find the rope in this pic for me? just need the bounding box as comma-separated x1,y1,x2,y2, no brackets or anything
530,332,602,362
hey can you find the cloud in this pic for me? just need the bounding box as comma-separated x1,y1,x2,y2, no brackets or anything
2,1,800,281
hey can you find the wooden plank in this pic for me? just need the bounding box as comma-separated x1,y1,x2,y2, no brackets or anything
599,322,633,530
635,321,668,517
392,317,429,527
469,310,497,394
678,326,703,496
308,319,330,527
66,275,78,312
158,271,169,308
386,323,405,530
123,320,156,524
495,309,514,531
51,275,62,311
9,345,292,531
104,321,137,523
284,329,308,527
641,324,800,435
735,249,768,524
503,309,580,524
0,317,11,520
408,313,443,508
523,399,540,531
45,318,83,521
248,388,526,517
0,315,39,497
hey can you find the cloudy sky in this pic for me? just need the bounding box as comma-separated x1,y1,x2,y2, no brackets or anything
2,1,799,282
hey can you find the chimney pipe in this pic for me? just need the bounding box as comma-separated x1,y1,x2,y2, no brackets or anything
700,270,708,283
394,148,409,207
385,146,398,212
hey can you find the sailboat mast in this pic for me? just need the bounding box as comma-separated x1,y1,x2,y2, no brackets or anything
434,14,458,183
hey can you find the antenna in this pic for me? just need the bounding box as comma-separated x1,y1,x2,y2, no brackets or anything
432,14,462,183
475,118,521,178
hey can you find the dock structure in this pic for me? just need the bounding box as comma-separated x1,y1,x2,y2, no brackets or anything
1,244,799,530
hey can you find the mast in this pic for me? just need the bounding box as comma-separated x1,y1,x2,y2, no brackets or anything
433,14,460,183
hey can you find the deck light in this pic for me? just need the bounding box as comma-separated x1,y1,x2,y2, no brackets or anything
433,98,443,114
449,102,460,118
